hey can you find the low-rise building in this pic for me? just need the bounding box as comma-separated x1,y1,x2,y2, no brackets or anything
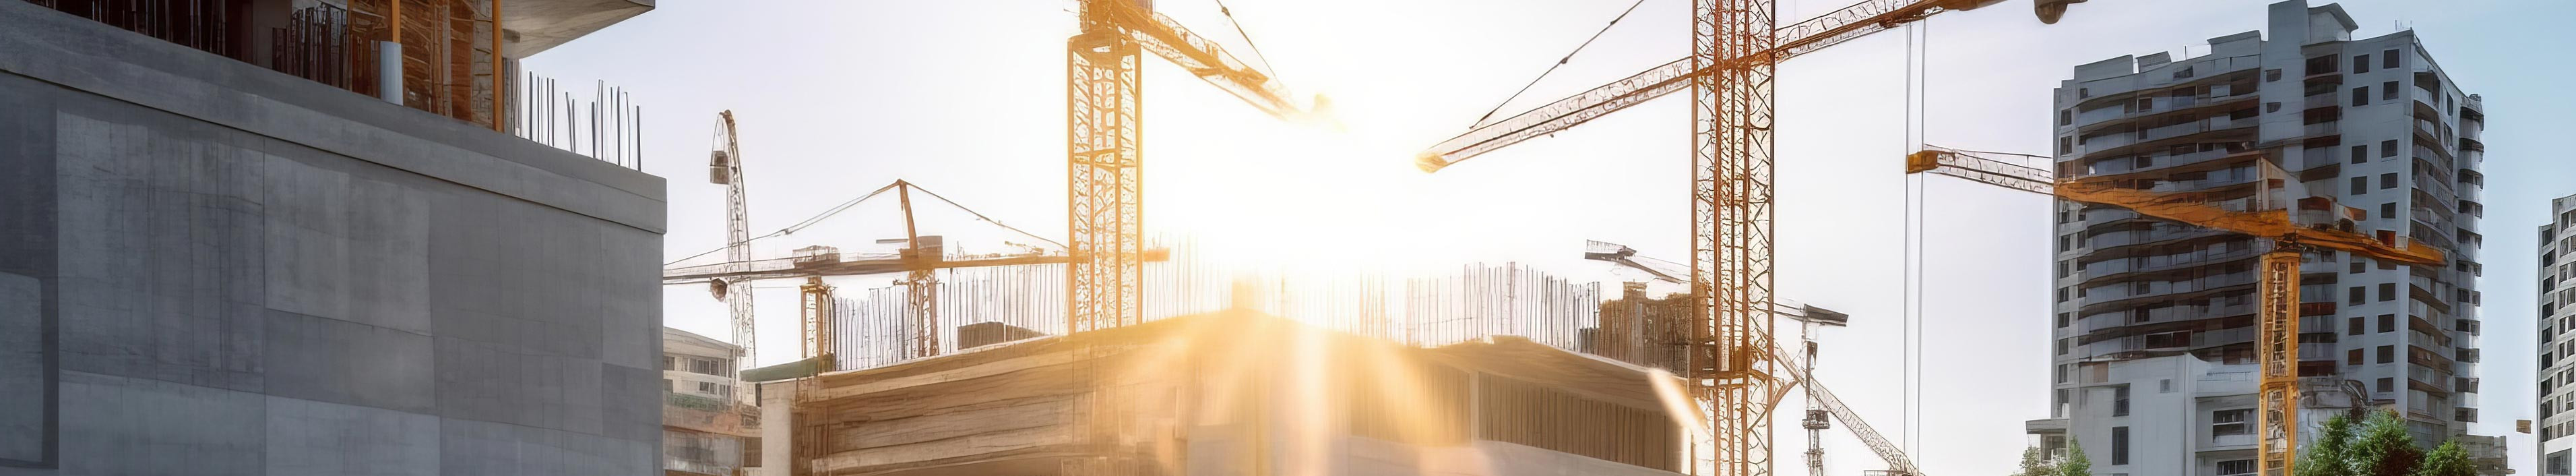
754,309,1692,476
665,328,759,476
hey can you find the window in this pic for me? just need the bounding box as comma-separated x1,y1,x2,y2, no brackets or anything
2266,69,2283,82
2380,173,2397,189
2057,312,2072,328
2059,136,2073,155
2348,349,2364,365
2113,386,2130,416
2382,140,2397,156
2378,345,2395,363
2213,409,2252,436
2137,98,2154,112
2218,459,2256,476
690,358,723,376
2383,81,2399,100
664,378,674,391
698,381,718,393
2350,144,2366,164
2350,261,2366,274
2061,109,2073,126
2348,286,2365,305
2383,49,2400,69
662,356,675,371
2306,55,2337,75
2354,54,2371,73
2348,316,2365,335
2348,176,2368,195
2379,282,2396,301
2173,67,2194,79
2112,426,2131,465
2377,377,2394,392
2056,338,2069,355
2379,314,2397,333
2057,287,2069,303
2160,379,2173,393
2353,86,2370,106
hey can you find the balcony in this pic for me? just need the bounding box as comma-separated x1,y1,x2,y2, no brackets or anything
2455,407,2479,423
2078,249,2260,283
2305,121,2340,138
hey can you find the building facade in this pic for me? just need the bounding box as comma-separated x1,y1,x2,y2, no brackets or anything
664,328,759,476
2536,194,2576,474
2033,1,2489,473
0,1,662,474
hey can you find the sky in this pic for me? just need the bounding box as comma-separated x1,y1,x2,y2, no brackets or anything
523,1,2574,473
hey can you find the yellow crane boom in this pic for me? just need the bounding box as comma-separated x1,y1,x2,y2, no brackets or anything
1415,2,2071,475
1067,0,1317,335
1906,145,2447,476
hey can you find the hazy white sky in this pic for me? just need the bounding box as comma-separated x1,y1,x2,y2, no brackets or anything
525,1,2571,473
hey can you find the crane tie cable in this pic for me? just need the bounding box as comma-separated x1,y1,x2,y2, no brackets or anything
1466,0,1651,129
1212,0,1287,90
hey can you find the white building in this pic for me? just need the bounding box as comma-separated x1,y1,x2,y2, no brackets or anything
664,328,759,476
2033,1,2490,473
2535,194,2576,474
2029,355,2376,476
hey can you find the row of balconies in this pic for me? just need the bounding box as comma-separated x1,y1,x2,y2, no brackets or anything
2077,249,2261,284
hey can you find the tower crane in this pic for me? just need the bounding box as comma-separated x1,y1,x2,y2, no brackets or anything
1586,241,1914,476
1065,0,1321,334
708,111,757,374
1906,145,2447,476
665,180,1156,371
1415,1,2079,474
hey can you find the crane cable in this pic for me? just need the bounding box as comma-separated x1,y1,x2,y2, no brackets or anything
1463,0,1652,129
1210,0,1288,90
662,181,1069,267
1899,18,1933,467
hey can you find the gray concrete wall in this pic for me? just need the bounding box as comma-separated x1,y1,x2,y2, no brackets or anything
0,2,666,475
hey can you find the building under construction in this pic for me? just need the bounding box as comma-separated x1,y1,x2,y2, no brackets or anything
754,308,1693,476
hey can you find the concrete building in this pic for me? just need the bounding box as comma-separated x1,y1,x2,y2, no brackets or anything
0,0,663,474
2032,1,2489,473
663,328,759,476
2534,194,2576,475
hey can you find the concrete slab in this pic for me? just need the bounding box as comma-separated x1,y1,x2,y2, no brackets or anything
261,309,436,413
264,396,440,476
53,112,265,393
0,273,42,463
56,371,264,476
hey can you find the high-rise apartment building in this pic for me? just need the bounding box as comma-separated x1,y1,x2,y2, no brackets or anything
2027,1,2489,473
2536,194,2576,474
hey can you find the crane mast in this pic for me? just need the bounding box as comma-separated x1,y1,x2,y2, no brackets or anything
1907,146,2447,476
1066,0,1310,334
712,111,757,372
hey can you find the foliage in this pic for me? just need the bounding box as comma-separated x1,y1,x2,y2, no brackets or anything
2350,411,2424,476
2414,440,2474,476
2013,446,2061,476
2298,413,2358,476
2057,440,2091,476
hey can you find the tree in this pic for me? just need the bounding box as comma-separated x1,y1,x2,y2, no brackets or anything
2349,411,2424,476
2414,440,2474,476
2058,440,2092,476
2013,446,2061,476
2298,413,2359,476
